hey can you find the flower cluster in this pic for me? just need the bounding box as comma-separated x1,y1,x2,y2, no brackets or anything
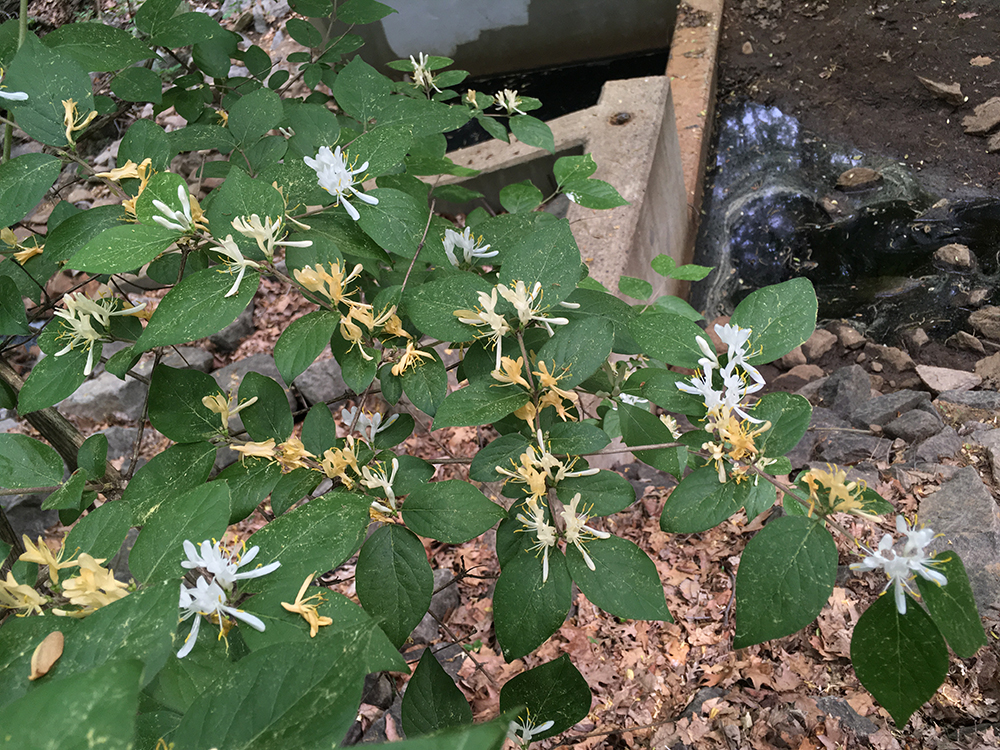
676,323,772,483
232,435,316,473
231,213,312,262
341,406,398,444
516,493,609,583
177,539,280,658
202,388,258,431
800,464,873,519
491,356,580,423
304,146,378,221
442,226,497,267
850,516,947,615
0,536,129,618
53,291,147,376
409,52,441,93
94,157,153,216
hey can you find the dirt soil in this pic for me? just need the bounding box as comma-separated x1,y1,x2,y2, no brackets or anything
716,0,1000,197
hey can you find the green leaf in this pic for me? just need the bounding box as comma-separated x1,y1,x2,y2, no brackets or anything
497,218,580,307
554,154,597,185
563,178,628,210
238,372,294,443
167,124,236,154
148,365,222,443
347,122,413,178
493,548,570,661
77,432,108,480
285,17,322,47
566,534,671,621
375,97,470,139
213,457,282,523
499,655,591,739
269,466,322,516
545,422,610,456
171,636,392,749
403,480,506,544
66,223,181,275
356,524,433,647
631,368,705,416
556,470,635,517
203,168,284,254
509,115,554,154
332,55,391,124
337,0,397,23
0,277,29,335
283,100,340,157
733,515,836,648
0,433,63,488
118,118,172,171
5,34,93,147
0,153,61,228
730,277,818,364
123,441,216,525
433,380,530,430
401,649,473,737
618,402,687,478
229,87,283,146
287,210,387,264
749,392,812,457
355,187,428,259
405,272,493,342
273,309,339,384
469,433,531,483
499,180,543,214
288,0,332,16
660,466,741,534
400,350,448,416
535,316,613,389
742,479,777,521
0,659,142,750
135,267,259,352
917,552,987,659
111,66,164,103
43,22,153,71
40,469,87,510
851,593,949,727
655,294,705,320
130,483,231,584
238,491,371,592
63,500,134,562
563,287,640,355
329,327,377,393
618,275,653,301
629,309,710,369
476,113,509,143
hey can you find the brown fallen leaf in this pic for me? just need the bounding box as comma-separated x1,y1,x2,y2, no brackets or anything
29,631,64,681
916,76,965,106
971,56,994,67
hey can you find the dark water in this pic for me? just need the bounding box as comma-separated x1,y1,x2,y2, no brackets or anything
444,50,670,151
692,100,1000,343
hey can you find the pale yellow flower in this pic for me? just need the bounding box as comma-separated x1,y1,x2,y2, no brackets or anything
19,535,77,586
202,391,258,431
60,554,128,616
391,341,434,376
233,438,277,461
294,262,363,306
281,572,333,637
62,99,98,147
276,436,315,472
12,244,43,264
0,572,46,616
497,449,549,499
492,356,530,389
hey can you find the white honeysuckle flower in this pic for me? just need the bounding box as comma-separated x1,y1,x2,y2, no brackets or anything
303,146,378,221
721,367,764,423
676,363,721,410
360,458,400,513
181,539,280,592
850,516,947,615
659,413,682,439
341,406,399,444
0,67,26,101
560,493,610,572
496,280,570,335
177,577,266,658
516,499,558,583
231,214,312,261
617,392,648,407
409,52,441,92
695,334,719,371
442,226,497,267
53,292,146,376
214,235,262,298
152,184,195,232
454,288,511,370
494,88,526,116
507,715,555,748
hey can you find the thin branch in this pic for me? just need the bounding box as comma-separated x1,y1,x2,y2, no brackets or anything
399,198,436,297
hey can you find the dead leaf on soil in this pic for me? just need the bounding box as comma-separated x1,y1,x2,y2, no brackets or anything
970,55,994,67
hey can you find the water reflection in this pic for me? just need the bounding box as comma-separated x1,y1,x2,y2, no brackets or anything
692,100,1000,343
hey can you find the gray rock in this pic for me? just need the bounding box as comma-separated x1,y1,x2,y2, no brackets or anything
59,358,154,423
884,409,944,443
816,365,871,418
849,389,930,429
914,427,963,463
946,331,986,354
293,357,350,406
973,429,1000,483
0,417,18,433
938,390,1000,411
102,425,140,460
361,672,395,710
815,696,878,737
785,407,850,469
815,433,891,465
932,243,976,270
411,569,461,644
916,364,981,394
974,352,1000,390
161,346,214,372
918,466,1000,616
962,96,1000,135
969,306,1000,342
210,301,255,353
1,494,57,541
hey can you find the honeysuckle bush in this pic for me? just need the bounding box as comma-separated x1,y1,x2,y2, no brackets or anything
0,0,988,747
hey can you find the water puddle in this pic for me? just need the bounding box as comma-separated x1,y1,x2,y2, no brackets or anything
692,100,1000,343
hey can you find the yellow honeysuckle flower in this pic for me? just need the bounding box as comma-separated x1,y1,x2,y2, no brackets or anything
233,438,277,461
60,554,128,616
391,341,434,376
294,262,363,306
12,244,43,264
492,356,530,389
201,391,258,431
276,436,315,472
0,571,47,616
281,572,333,637
19,535,77,586
94,158,152,183
62,99,98,147
321,442,359,488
